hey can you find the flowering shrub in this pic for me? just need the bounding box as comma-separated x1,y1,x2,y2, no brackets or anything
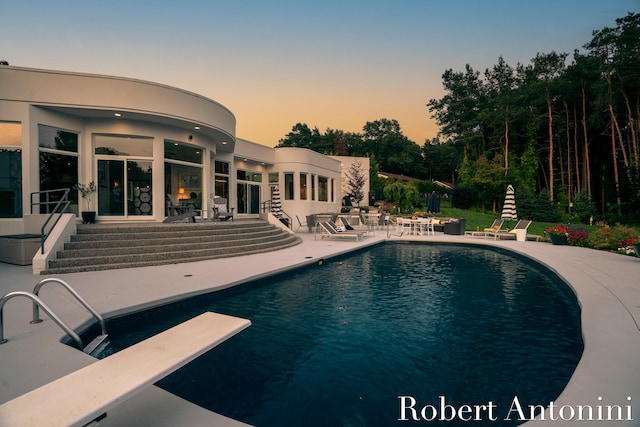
545,225,569,236
567,227,589,247
589,225,637,251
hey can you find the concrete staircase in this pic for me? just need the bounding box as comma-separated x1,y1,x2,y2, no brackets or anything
42,220,300,274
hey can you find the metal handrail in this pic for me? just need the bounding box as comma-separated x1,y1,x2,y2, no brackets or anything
32,278,106,336
261,200,293,229
30,188,72,254
0,291,83,350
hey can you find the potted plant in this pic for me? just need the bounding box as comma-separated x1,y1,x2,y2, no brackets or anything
74,181,97,224
545,225,569,245
627,236,640,258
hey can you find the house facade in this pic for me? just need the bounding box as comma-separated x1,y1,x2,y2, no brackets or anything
0,66,363,235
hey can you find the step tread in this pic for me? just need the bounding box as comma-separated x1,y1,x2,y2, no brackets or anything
42,237,301,274
44,220,299,274
57,234,297,260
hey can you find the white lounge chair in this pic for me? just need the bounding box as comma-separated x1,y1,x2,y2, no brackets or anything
316,221,363,241
486,219,532,240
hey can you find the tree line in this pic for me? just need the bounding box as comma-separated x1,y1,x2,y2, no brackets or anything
277,12,640,224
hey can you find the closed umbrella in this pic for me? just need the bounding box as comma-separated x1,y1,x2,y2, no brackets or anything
427,191,440,214
501,185,517,221
271,186,283,218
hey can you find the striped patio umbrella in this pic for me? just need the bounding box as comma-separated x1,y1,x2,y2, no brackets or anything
501,184,517,221
271,186,283,218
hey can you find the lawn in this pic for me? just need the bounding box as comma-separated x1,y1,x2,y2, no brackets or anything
435,206,602,239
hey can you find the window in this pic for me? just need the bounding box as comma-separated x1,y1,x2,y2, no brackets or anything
38,125,79,214
311,174,316,200
215,160,230,175
214,161,229,200
318,176,329,201
164,141,202,164
300,173,307,200
237,170,262,182
97,135,153,157
268,173,279,184
39,125,78,153
0,122,22,218
284,173,294,200
331,178,335,202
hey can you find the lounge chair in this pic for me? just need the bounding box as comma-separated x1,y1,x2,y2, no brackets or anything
465,219,504,238
338,217,370,236
164,194,196,223
211,197,234,222
315,221,363,241
486,219,532,241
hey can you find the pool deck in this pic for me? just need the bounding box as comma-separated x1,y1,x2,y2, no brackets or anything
0,230,639,426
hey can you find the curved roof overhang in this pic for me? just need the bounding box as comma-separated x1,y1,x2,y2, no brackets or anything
38,105,235,153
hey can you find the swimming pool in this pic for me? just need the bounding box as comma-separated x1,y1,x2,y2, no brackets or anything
95,243,583,426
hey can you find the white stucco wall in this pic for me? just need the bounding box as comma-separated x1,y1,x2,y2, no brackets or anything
328,156,371,206
272,148,342,222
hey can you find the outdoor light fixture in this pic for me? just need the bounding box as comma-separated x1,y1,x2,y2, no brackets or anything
114,112,122,117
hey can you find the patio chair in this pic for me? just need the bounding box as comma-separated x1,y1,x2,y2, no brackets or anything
377,213,389,230
395,217,413,234
211,197,234,222
295,215,307,232
164,194,196,223
487,219,532,240
417,217,435,236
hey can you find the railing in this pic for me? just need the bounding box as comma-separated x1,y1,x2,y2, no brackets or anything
30,188,72,254
32,278,107,336
0,291,84,350
261,200,293,229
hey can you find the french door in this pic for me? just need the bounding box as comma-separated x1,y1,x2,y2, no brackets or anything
237,183,261,215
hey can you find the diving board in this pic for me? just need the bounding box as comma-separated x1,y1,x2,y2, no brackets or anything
0,311,250,427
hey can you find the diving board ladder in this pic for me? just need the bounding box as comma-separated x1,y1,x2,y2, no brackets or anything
0,311,251,427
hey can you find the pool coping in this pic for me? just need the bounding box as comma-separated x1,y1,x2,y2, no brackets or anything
0,232,638,426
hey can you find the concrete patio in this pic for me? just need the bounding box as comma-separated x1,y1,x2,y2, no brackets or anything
0,230,638,426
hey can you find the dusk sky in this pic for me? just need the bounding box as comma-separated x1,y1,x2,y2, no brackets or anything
2,1,637,146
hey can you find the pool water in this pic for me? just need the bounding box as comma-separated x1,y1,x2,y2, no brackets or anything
97,243,583,426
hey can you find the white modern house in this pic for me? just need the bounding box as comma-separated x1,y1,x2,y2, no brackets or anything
0,66,367,239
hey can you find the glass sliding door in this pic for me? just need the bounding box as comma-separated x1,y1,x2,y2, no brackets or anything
95,134,154,218
128,160,152,216
97,159,153,216
164,141,203,217
236,183,261,215
97,160,125,216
